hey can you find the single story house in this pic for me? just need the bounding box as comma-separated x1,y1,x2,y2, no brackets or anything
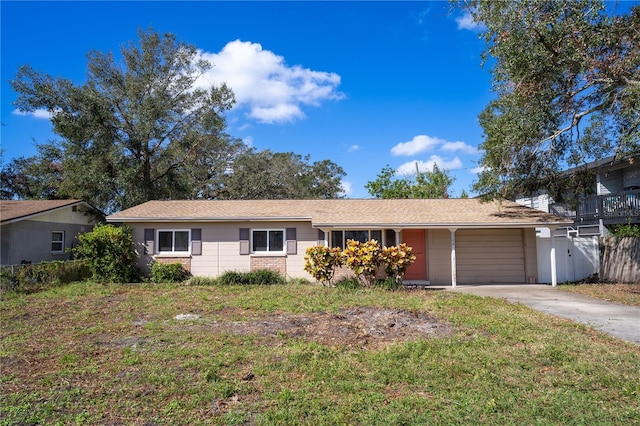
106,199,571,286
1,199,103,265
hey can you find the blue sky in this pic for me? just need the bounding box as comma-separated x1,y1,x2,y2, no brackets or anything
2,1,493,199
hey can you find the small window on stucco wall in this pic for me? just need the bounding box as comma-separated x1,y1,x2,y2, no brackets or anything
51,231,65,253
157,229,190,254
251,229,284,253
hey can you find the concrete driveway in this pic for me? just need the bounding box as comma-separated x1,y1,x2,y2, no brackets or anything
447,285,640,345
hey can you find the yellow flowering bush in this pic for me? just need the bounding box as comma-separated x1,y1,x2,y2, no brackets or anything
342,240,382,287
380,243,416,283
304,246,344,286
304,240,416,288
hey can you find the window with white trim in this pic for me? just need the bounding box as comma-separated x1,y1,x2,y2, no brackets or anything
157,229,190,254
251,229,284,253
51,231,65,253
330,230,383,249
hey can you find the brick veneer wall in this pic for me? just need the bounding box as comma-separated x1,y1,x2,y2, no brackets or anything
332,265,387,283
250,256,286,276
154,257,192,272
333,266,355,282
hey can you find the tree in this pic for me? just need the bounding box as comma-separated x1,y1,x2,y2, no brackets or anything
1,144,65,200
365,163,454,199
10,28,237,212
218,149,346,199
461,0,640,201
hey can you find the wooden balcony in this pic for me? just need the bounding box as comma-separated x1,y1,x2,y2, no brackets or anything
550,189,640,225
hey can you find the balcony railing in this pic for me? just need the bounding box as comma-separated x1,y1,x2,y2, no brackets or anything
551,189,640,225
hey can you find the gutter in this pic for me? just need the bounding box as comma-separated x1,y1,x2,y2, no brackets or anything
105,216,313,223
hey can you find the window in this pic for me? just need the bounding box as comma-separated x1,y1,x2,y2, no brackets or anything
252,229,284,253
51,231,65,253
157,230,190,254
331,229,383,249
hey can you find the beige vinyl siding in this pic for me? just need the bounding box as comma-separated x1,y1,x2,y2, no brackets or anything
456,229,526,284
193,222,289,277
131,221,316,279
285,224,322,278
427,229,453,285
193,224,249,277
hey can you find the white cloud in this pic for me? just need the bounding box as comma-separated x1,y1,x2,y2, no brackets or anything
196,40,345,124
396,156,463,175
441,141,478,155
455,12,485,31
243,136,254,147
470,166,488,174
340,180,353,196
12,108,52,119
347,144,360,153
391,135,445,156
251,103,304,123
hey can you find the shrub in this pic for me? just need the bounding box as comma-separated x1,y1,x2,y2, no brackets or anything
335,277,361,290
304,246,344,286
1,260,92,294
217,269,285,285
305,240,416,289
342,240,382,287
380,243,416,284
608,222,640,237
217,271,246,286
72,224,139,283
374,277,403,291
150,262,190,283
186,276,218,286
288,277,311,285
245,269,286,285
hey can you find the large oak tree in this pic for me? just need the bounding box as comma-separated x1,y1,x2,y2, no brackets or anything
461,0,640,201
10,29,241,212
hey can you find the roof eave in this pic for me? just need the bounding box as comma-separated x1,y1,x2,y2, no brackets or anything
106,216,313,223
1,200,94,225
312,221,572,229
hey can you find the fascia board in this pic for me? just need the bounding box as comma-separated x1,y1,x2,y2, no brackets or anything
106,216,313,223
312,221,572,229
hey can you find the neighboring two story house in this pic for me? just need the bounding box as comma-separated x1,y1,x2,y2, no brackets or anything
515,155,640,282
1,199,102,265
517,155,640,236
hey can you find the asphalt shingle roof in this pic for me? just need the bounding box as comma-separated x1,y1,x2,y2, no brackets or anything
0,199,84,224
106,199,571,228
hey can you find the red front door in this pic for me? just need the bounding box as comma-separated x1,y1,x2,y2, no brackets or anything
403,229,426,280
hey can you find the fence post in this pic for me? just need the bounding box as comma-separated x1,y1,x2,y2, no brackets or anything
11,265,15,291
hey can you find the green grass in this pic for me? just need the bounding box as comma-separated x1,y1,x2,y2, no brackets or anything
1,282,639,425
558,283,640,306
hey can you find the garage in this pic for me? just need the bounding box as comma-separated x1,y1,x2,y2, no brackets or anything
456,228,537,284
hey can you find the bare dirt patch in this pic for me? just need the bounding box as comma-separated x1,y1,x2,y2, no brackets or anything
178,307,454,349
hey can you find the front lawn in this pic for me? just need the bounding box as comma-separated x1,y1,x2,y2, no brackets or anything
558,283,640,306
1,282,639,425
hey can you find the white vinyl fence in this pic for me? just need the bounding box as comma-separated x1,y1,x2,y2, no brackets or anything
537,235,599,284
